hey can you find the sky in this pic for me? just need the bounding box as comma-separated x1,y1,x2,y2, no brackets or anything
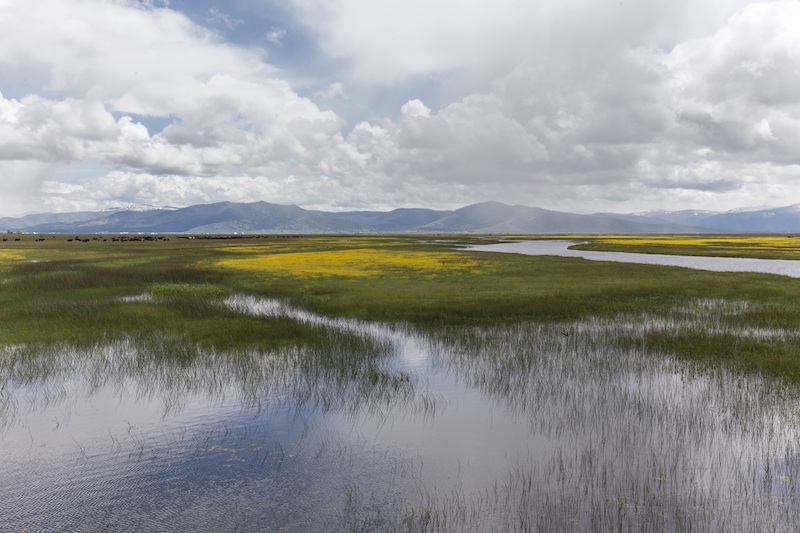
1,0,799,216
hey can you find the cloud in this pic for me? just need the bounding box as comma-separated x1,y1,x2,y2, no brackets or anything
1,0,800,216
664,1,800,165
0,160,56,216
358,1,800,211
286,0,759,84
207,7,243,30
0,0,347,212
400,100,430,119
36,170,472,213
266,27,288,46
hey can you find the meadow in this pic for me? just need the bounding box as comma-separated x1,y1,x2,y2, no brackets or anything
2,233,800,531
3,232,797,379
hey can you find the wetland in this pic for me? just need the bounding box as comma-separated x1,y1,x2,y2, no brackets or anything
2,234,800,531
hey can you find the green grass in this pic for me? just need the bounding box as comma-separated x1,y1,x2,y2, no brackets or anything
149,282,230,299
2,234,800,385
648,330,800,382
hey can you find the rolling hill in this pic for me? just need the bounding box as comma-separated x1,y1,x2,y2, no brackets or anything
3,201,800,234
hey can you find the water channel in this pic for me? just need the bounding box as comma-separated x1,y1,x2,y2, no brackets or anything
469,240,800,278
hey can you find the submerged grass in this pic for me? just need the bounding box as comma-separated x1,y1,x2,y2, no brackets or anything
337,303,800,531
3,308,797,532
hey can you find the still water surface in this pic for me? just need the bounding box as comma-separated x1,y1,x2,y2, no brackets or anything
2,296,800,531
470,240,800,277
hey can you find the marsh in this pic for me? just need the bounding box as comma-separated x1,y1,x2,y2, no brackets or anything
2,296,799,532
2,235,800,531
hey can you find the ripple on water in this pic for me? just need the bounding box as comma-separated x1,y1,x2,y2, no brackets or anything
1,297,800,531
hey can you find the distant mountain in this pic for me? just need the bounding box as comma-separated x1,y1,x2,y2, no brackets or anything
596,209,721,228
3,201,800,234
0,205,177,231
24,201,360,234
602,204,800,233
703,205,800,232
422,202,690,233
0,211,112,231
317,208,449,231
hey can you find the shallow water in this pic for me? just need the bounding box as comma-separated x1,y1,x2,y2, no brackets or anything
2,297,799,531
469,240,800,277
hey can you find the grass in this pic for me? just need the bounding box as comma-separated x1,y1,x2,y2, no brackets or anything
648,330,800,382
5,299,799,531
4,234,800,531
217,247,485,279
569,234,800,259
2,233,800,384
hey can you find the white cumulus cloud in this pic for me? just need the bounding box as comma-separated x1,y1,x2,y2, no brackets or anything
1,0,800,215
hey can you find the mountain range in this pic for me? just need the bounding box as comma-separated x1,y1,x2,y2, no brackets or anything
3,201,800,234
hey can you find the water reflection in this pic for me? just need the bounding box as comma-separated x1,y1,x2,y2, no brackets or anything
1,297,799,531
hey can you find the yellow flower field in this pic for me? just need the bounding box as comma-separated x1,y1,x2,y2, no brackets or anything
575,234,800,259
217,247,484,278
591,235,799,247
0,249,26,264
